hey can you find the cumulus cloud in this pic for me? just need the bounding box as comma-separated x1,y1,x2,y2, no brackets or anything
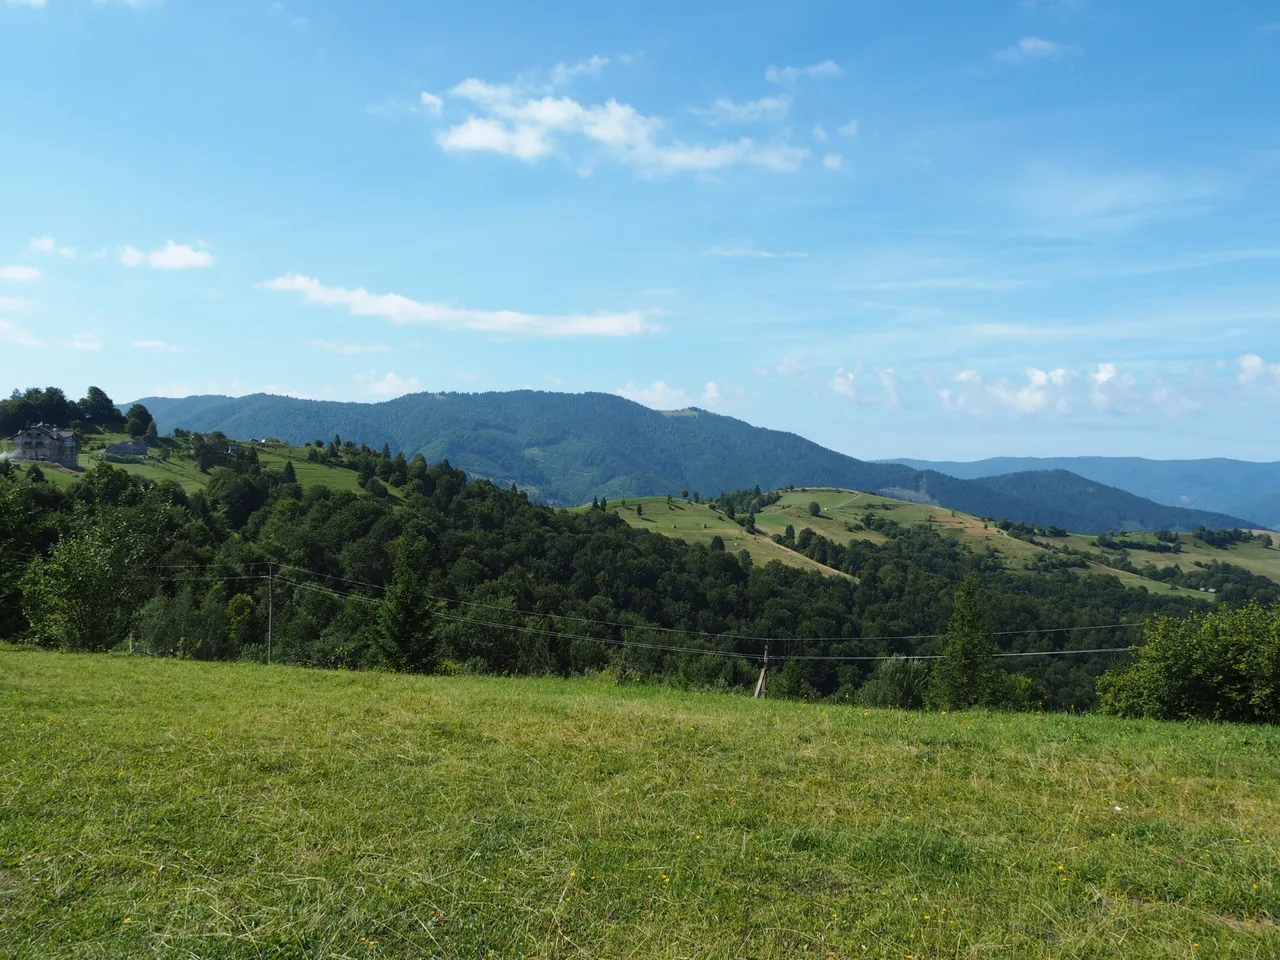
877,368,902,408
830,367,863,400
701,381,722,406
1238,354,1280,384
0,319,42,347
822,153,845,171
419,91,444,115
0,265,41,282
614,380,694,409
437,73,808,175
29,235,75,257
812,124,829,142
936,367,1075,415
996,36,1078,62
261,273,651,338
357,371,423,398
549,54,610,87
702,245,808,259
693,95,790,126
764,60,843,85
120,241,215,269
1087,362,1142,413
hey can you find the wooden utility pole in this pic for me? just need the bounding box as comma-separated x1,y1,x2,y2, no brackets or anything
754,643,769,698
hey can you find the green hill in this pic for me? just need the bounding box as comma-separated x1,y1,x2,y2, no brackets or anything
2,648,1276,958
132,390,1260,532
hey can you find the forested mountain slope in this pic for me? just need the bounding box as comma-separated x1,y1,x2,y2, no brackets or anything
892,456,1280,528
134,391,1258,531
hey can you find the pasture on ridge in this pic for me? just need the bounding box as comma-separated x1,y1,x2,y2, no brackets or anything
1,647,1276,958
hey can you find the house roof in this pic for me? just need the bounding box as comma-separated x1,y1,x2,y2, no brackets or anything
12,423,76,442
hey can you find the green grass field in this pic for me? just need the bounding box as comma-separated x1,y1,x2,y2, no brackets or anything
22,434,376,499
1,647,1276,958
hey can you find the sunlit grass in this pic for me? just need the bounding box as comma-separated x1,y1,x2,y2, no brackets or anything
0,647,1276,958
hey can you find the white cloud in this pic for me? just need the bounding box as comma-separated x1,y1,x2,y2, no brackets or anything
765,60,843,85
0,265,41,282
309,339,391,355
133,339,180,352
812,124,829,142
878,368,902,408
1022,0,1082,10
0,319,41,347
261,273,651,338
549,55,610,87
69,333,103,351
357,371,423,398
939,367,1075,415
119,241,215,269
836,119,859,137
694,95,790,125
1013,164,1215,234
28,235,75,257
1087,362,1143,414
6,0,48,7
996,36,1078,62
614,380,693,409
419,91,443,115
1238,354,1280,385
822,153,845,171
702,245,808,259
830,367,862,400
0,296,30,310
701,382,721,406
438,75,808,175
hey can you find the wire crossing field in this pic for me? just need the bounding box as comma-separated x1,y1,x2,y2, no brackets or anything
1,649,1277,958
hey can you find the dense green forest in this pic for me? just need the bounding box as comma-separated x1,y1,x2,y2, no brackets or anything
3,442,1238,711
133,390,1258,531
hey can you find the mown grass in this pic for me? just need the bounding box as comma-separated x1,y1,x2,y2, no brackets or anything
1,648,1276,958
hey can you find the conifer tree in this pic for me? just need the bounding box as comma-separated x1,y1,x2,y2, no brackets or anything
926,574,999,709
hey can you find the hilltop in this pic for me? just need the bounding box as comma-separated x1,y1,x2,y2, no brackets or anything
132,390,1260,532
2,649,1276,959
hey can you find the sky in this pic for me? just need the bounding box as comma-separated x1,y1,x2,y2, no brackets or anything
2,0,1279,461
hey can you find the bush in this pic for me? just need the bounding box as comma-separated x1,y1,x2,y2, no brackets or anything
856,657,931,709
1097,601,1280,723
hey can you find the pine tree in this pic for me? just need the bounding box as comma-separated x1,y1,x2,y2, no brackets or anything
926,574,1000,709
282,460,297,483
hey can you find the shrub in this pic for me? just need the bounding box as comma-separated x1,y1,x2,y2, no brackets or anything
1097,601,1280,723
856,657,931,709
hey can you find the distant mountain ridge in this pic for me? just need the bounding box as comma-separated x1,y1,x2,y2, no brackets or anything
133,391,1261,532
890,456,1280,529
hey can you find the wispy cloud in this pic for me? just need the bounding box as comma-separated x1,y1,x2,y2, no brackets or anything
309,339,391,355
1013,164,1217,234
822,153,845,172
356,371,423,398
836,119,859,137
437,72,808,175
69,333,103,351
764,60,843,85
29,235,76,258
693,95,790,126
549,54,610,87
0,296,30,310
0,319,41,347
614,380,719,409
0,265,41,282
702,245,809,259
995,37,1078,62
6,0,49,8
120,241,215,269
133,339,180,352
262,273,652,338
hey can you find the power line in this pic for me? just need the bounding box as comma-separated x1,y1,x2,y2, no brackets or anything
273,562,1142,645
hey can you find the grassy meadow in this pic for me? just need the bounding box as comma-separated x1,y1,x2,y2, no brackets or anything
1,647,1276,958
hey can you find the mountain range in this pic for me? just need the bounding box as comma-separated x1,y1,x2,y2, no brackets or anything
891,457,1280,530
134,391,1263,533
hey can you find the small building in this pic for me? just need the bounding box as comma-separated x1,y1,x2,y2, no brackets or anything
11,423,79,468
105,440,149,459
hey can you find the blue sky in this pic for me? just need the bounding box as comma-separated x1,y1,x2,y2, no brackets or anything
2,0,1279,460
